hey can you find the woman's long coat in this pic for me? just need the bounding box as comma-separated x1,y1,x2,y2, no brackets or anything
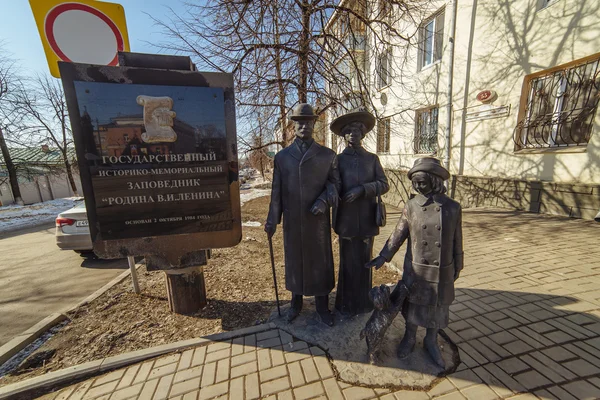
334,146,389,237
266,141,341,296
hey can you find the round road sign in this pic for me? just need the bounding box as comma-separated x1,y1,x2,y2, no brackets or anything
44,3,125,66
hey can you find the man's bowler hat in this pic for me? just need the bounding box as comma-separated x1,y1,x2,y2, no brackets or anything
290,103,319,120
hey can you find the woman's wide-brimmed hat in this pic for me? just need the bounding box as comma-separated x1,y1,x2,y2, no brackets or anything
290,103,319,120
407,157,450,181
330,107,376,136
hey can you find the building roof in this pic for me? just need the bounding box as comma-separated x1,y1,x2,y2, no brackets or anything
0,147,77,167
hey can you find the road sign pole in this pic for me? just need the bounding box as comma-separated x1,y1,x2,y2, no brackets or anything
127,256,140,294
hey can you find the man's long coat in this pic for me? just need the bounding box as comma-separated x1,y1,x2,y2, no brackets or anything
267,141,341,296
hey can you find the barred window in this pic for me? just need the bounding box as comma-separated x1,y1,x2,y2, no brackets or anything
414,107,438,154
377,118,391,153
514,55,600,150
418,10,444,71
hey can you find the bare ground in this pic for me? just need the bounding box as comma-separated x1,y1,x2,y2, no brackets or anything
0,195,399,386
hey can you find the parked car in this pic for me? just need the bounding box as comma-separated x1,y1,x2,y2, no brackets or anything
55,200,93,255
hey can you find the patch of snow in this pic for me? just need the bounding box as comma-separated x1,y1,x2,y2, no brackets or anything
243,221,262,227
240,189,270,206
0,198,81,234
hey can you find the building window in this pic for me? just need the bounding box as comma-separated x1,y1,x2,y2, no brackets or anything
123,134,129,142
418,9,444,70
414,107,438,154
514,55,600,150
377,118,391,153
377,48,393,89
539,0,559,10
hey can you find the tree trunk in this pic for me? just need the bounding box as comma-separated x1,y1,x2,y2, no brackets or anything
297,1,311,103
62,152,79,196
0,127,23,205
273,1,288,148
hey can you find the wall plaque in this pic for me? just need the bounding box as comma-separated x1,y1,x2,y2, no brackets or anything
59,62,241,258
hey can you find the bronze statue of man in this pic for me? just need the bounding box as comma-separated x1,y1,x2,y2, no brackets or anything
330,108,389,316
265,103,341,326
366,157,463,368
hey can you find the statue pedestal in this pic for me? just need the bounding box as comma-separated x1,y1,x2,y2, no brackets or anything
269,293,460,390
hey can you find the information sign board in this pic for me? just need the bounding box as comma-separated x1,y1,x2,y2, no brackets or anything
59,62,241,258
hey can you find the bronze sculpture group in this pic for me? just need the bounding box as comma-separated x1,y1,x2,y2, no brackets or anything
265,103,464,368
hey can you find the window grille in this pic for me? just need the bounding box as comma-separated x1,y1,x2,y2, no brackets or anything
514,56,600,150
377,118,391,153
414,107,438,154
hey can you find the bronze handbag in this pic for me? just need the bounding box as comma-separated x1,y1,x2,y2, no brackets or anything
376,185,386,227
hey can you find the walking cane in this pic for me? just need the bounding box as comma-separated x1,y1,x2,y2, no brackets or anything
268,234,282,316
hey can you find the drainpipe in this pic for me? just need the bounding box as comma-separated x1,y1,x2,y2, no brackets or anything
444,0,457,172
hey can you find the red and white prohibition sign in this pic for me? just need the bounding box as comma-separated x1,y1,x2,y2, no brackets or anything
44,3,125,66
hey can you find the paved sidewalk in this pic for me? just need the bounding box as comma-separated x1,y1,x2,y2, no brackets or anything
34,209,600,399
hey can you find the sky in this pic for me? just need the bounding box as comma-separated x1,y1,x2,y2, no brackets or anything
0,0,191,77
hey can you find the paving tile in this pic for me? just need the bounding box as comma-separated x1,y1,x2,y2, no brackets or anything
288,361,306,388
513,370,551,390
300,357,320,383
541,346,576,363
504,340,534,355
277,389,294,400
432,391,466,400
294,382,325,400
284,348,311,363
561,380,600,399
246,372,260,400
322,378,344,400
427,378,455,397
200,362,216,387
149,362,178,380
313,355,334,379
230,360,258,379
471,366,513,398
279,330,294,345
228,376,244,400
205,348,230,363
260,365,288,382
261,377,290,396
447,369,481,390
93,369,125,387
154,354,181,369
215,358,230,383
257,329,280,341
169,377,200,397
244,334,257,352
191,346,207,367
178,349,194,371
138,378,159,399
84,380,119,399
460,384,499,400
198,381,228,400
116,364,141,390
231,350,257,367
108,381,145,400
231,336,245,356
270,347,286,366
543,386,578,400
182,391,199,400
527,352,576,381
562,358,600,378
341,386,376,400
257,337,282,349
174,365,203,384
488,331,518,346
153,373,174,400
389,390,429,399
206,341,230,353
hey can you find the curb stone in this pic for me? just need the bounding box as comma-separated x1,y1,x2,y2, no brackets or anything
0,323,276,400
0,263,142,368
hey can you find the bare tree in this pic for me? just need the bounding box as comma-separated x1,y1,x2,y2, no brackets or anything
10,75,79,196
0,42,24,205
152,0,435,151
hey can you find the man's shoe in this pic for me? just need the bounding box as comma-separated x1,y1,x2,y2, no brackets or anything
286,307,301,323
318,311,334,327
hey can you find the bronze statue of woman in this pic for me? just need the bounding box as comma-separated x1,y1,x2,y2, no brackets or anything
331,108,389,316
